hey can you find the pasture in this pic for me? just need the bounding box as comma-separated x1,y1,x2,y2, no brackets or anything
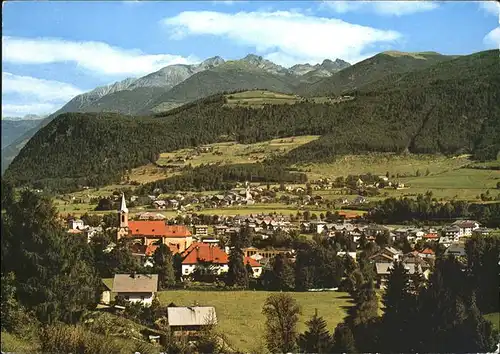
156,135,320,167
157,290,352,352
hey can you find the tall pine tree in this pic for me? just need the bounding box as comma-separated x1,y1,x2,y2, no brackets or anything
153,244,176,289
297,309,332,353
2,190,100,324
226,231,249,288
331,323,357,354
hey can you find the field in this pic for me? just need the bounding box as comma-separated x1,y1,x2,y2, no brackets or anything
225,90,301,107
52,138,499,216
484,312,500,331
299,153,473,180
224,90,337,108
157,290,352,352
298,154,499,201
156,135,320,167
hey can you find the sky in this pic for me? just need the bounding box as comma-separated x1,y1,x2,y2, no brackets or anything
2,0,499,117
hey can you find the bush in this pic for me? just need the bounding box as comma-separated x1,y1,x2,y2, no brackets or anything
39,323,125,354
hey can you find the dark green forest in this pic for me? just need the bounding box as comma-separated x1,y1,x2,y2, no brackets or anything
4,50,499,191
138,163,307,194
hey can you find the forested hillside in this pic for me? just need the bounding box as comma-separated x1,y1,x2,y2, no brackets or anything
4,50,499,191
303,51,457,96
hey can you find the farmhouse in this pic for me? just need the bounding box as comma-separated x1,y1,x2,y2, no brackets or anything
167,306,217,337
112,273,158,306
117,194,193,252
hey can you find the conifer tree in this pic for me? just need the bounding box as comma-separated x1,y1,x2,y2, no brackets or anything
2,190,100,324
381,261,416,352
226,232,249,288
331,323,357,354
153,243,176,289
297,309,332,353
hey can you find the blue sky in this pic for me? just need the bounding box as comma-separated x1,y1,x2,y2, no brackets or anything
2,0,499,117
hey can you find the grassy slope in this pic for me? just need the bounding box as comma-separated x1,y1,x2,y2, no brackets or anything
1,331,38,353
156,135,320,167
157,290,352,352
484,312,500,331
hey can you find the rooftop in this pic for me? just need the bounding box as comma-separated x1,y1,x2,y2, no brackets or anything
112,274,158,293
167,306,217,327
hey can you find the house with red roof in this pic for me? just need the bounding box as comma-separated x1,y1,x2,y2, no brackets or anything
181,242,262,278
117,194,193,252
417,248,435,259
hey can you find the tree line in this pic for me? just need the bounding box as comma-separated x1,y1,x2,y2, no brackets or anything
366,193,500,227
138,162,307,194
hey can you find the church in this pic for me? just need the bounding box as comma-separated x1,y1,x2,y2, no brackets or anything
117,194,193,253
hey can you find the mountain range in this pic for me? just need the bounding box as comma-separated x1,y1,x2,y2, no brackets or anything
1,54,351,171
4,49,499,192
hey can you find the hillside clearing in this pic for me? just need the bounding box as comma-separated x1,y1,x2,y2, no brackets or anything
156,136,320,167
298,153,473,180
157,290,352,352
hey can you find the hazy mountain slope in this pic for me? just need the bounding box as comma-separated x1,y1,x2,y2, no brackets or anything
1,119,43,149
144,67,296,114
0,57,226,172
304,51,457,96
4,50,498,192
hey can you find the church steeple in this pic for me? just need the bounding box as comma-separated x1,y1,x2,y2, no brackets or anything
120,193,128,213
119,193,129,228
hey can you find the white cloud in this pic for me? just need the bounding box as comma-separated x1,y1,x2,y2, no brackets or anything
3,72,84,102
484,27,500,48
321,1,439,16
2,72,84,117
2,103,61,117
162,10,402,66
479,1,500,18
2,36,199,77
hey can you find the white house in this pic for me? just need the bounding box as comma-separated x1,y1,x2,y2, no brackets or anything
452,220,480,238
112,274,158,306
68,219,85,230
181,243,262,278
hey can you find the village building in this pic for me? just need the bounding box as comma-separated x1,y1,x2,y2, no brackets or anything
444,243,467,257
193,225,209,237
112,274,158,306
451,220,480,238
374,255,430,289
130,244,160,267
117,194,193,252
68,218,85,230
167,306,217,337
181,243,262,278
243,247,294,263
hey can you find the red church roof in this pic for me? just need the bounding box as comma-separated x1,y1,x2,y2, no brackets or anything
127,221,191,238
